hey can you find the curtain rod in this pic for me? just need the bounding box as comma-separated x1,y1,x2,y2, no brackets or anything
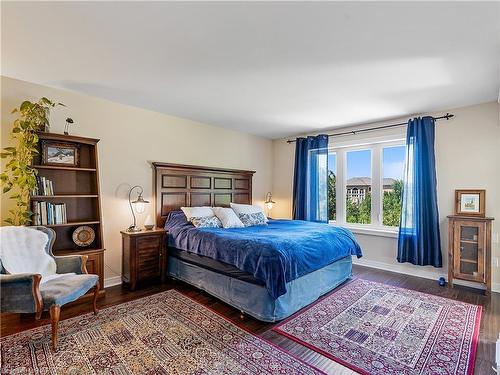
286,113,454,144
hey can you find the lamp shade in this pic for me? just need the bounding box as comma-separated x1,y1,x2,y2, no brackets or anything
132,194,149,214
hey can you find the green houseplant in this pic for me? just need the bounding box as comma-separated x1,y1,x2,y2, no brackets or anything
1,98,63,225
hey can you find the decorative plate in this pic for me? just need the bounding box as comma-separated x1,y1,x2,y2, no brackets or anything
72,226,95,247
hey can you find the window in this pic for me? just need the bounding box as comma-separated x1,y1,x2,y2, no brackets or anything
328,153,337,221
327,138,406,230
346,150,371,224
382,146,405,227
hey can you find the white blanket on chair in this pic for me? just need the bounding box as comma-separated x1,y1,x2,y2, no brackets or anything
0,226,57,277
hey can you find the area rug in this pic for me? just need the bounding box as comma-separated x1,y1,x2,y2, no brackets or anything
273,279,482,375
1,290,324,375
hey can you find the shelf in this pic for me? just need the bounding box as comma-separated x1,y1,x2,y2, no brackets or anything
32,165,96,172
460,239,478,244
460,258,478,264
44,221,100,228
54,248,105,256
31,195,99,199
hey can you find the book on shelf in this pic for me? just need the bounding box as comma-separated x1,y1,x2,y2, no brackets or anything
32,176,54,196
31,201,67,225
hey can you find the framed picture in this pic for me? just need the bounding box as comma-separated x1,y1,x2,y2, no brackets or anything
454,189,485,217
41,141,80,167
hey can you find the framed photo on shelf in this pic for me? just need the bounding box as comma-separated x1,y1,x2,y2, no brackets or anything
454,189,485,217
41,141,79,167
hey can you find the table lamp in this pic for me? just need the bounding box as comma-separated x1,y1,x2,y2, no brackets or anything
127,185,149,232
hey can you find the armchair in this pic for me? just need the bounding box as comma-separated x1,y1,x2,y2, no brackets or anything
0,226,100,350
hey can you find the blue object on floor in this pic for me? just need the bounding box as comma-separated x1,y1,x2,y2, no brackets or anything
439,277,446,286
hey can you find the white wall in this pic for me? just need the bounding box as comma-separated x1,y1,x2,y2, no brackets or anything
272,102,500,291
1,76,273,286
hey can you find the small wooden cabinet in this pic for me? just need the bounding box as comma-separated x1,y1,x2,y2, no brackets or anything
448,215,494,293
121,228,167,290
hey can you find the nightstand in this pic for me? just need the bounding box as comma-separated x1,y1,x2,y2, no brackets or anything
120,228,167,290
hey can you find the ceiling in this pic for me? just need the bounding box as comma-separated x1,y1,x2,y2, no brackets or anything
2,2,499,139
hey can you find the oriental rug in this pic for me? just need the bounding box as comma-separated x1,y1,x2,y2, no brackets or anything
273,279,481,375
1,290,323,375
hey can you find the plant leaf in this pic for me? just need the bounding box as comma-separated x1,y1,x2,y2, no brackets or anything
20,101,31,112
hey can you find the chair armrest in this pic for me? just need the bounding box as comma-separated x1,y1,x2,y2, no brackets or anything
0,274,42,314
54,255,89,275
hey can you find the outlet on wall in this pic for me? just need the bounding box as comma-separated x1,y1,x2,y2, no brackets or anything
493,257,499,268
493,233,499,244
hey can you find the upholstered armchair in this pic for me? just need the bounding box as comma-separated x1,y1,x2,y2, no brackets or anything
0,226,100,350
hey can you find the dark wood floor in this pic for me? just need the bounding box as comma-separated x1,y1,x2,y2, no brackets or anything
1,265,498,374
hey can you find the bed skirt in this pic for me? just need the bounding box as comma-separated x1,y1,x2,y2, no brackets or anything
168,255,353,322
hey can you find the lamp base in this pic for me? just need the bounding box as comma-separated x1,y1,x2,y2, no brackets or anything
126,225,142,233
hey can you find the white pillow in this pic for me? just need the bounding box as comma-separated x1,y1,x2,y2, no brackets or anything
230,203,268,222
181,206,214,221
212,207,244,228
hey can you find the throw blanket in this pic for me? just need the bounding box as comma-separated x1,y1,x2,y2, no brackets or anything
166,211,362,299
0,226,56,277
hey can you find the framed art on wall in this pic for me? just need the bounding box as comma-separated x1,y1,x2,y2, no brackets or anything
454,189,485,217
41,141,80,167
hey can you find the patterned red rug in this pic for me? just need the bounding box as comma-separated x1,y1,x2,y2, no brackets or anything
1,290,324,374
273,279,482,375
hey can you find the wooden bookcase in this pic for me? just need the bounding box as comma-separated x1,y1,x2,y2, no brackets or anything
30,132,105,293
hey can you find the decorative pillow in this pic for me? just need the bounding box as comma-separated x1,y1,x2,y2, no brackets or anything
230,203,268,222
181,206,214,221
238,212,268,227
212,207,244,228
191,216,222,228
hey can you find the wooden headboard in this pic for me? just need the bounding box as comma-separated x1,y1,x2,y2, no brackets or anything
153,162,255,228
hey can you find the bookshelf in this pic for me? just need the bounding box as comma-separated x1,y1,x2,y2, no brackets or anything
30,132,105,293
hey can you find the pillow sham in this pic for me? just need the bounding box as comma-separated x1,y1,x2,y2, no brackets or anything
230,203,268,222
181,206,214,221
212,207,244,228
238,212,268,227
191,216,222,228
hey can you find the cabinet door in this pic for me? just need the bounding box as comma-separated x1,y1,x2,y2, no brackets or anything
453,221,485,282
136,236,162,281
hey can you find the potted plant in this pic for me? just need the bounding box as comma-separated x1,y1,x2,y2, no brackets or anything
0,98,63,225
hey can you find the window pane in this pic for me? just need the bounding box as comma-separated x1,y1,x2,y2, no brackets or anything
382,145,405,227
346,150,371,224
327,153,336,221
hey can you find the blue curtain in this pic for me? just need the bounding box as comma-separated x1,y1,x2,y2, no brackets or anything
397,117,442,267
292,134,328,222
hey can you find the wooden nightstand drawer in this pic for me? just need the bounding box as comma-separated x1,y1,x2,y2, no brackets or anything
121,228,167,290
137,236,161,250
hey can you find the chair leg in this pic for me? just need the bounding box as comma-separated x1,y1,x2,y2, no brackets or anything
92,281,100,315
35,309,42,320
50,305,61,351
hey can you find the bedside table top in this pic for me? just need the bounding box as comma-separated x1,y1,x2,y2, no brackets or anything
120,228,167,236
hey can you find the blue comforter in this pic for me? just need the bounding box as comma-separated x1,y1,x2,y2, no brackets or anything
165,211,362,299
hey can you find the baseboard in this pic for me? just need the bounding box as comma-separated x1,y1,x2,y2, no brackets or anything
104,276,122,289
353,258,500,294
353,258,444,281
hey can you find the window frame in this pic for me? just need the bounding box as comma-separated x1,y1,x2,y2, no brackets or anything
328,135,406,236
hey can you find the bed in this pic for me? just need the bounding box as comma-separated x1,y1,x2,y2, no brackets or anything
153,162,362,322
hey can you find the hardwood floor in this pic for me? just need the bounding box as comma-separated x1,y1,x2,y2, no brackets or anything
1,265,498,374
